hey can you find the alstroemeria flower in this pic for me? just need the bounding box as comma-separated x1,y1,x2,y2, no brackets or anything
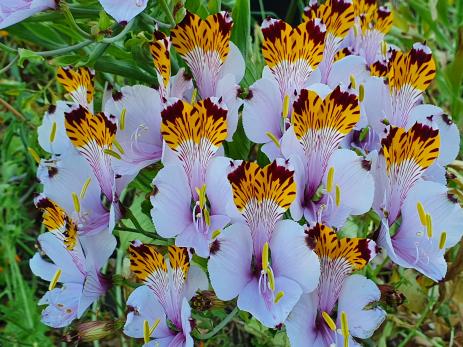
149,30,194,102
209,161,320,328
57,66,95,112
29,205,116,327
242,17,326,159
124,242,208,347
378,180,463,281
372,123,440,224
286,223,384,346
280,86,374,227
0,0,56,29
171,11,245,140
98,0,148,24
304,0,356,83
151,98,231,257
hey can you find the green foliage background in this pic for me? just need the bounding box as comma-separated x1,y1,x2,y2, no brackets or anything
1,0,463,346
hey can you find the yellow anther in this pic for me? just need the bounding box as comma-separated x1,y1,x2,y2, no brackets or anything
381,41,387,57
349,75,356,89
353,24,359,37
322,311,337,331
191,88,198,104
113,139,125,155
195,184,207,209
212,229,221,239
439,232,447,250
326,167,335,193
417,202,426,226
282,94,290,118
359,84,365,102
267,268,275,291
143,320,150,343
104,149,122,160
80,177,91,199
49,268,62,291
203,207,211,226
28,147,41,164
341,311,349,347
72,192,80,213
335,184,341,207
119,108,126,130
426,213,433,238
49,121,57,143
262,242,269,271
274,291,285,304
150,319,160,336
265,131,281,149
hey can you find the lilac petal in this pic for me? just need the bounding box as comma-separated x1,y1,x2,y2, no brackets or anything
184,265,209,300
206,156,236,218
38,283,81,328
237,276,302,328
363,76,390,135
216,73,243,141
242,77,282,144
219,42,245,84
208,223,253,300
180,299,194,347
80,231,116,270
124,286,172,339
327,55,368,89
337,275,386,339
261,141,283,162
98,0,147,23
151,164,192,238
38,101,73,154
285,293,319,347
271,220,320,293
170,68,194,99
30,253,59,282
0,0,56,29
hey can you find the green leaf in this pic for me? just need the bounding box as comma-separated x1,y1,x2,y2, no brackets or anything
50,54,82,66
17,49,44,68
231,0,250,59
99,10,113,30
224,118,250,160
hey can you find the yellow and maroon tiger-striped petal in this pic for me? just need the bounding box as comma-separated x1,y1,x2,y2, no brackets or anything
353,0,377,19
370,59,388,77
168,246,190,279
57,66,95,105
308,0,355,38
382,123,440,171
171,11,233,64
305,223,377,270
150,30,171,89
128,242,167,283
334,47,352,62
227,161,296,213
292,87,360,141
375,6,393,34
161,98,227,151
35,196,78,250
64,105,117,149
388,44,436,92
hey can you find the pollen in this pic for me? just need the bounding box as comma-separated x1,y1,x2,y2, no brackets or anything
49,121,57,143
335,184,341,207
72,192,80,213
349,75,356,89
439,232,447,249
322,311,336,331
359,84,365,102
326,167,334,193
416,202,426,226
282,94,290,119
381,41,387,57
425,213,433,238
80,177,92,199
274,291,284,304
262,242,269,271
212,229,221,239
49,268,62,291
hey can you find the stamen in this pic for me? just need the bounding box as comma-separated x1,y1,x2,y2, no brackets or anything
262,242,269,271
80,177,91,199
439,232,447,249
120,108,126,130
349,75,356,89
326,167,335,193
381,41,387,57
282,94,290,118
104,149,122,160
195,185,207,209
203,208,211,226
341,311,349,347
416,202,426,226
425,213,432,238
72,192,80,213
143,320,150,343
191,88,198,104
353,24,359,37
335,184,341,207
359,84,365,102
113,139,125,155
49,121,57,143
322,311,337,331
28,147,41,164
265,131,281,148
212,229,221,239
267,268,275,291
49,268,62,291
274,291,284,304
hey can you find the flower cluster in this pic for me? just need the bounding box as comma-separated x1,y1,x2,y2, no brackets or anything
26,0,462,346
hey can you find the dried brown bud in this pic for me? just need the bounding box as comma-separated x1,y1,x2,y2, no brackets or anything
378,284,405,307
191,290,225,312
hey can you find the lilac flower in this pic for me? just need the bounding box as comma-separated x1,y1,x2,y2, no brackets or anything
209,161,320,327
151,98,231,257
280,86,374,227
30,200,116,327
170,11,245,140
0,0,56,29
377,180,463,281
98,0,148,23
124,242,208,346
286,223,384,346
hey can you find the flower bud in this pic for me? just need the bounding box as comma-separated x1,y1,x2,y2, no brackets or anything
191,290,225,312
75,319,124,342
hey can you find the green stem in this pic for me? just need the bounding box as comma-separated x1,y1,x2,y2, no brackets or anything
141,13,171,29
102,20,134,44
125,208,145,233
258,0,266,20
0,55,19,74
397,299,433,347
35,39,93,57
159,0,176,26
0,42,17,54
197,307,239,340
